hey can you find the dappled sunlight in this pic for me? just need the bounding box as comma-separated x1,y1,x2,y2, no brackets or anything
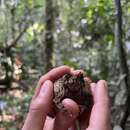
0,0,130,130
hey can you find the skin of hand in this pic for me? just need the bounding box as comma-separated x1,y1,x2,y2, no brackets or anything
22,66,111,130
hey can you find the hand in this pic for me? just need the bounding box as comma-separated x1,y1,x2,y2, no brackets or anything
22,66,111,130
77,80,112,130
22,66,79,130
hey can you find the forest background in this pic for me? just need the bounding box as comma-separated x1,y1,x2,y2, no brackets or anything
0,0,130,130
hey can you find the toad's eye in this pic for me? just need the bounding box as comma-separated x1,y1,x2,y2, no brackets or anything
63,74,71,79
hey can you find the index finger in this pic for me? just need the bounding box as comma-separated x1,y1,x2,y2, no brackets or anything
34,66,71,98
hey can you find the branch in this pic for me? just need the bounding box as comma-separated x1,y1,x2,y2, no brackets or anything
0,24,28,52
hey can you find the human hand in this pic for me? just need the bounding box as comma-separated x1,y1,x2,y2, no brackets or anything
22,66,80,130
77,80,111,130
22,66,111,130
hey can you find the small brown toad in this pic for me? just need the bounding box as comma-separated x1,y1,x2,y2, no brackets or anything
49,73,92,117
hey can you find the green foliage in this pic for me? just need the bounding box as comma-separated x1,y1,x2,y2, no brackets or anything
0,0,130,129
64,60,78,69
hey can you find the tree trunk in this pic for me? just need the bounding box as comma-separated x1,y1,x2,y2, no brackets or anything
114,0,130,129
44,0,55,72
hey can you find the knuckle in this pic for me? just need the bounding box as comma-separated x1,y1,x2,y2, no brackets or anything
38,77,43,85
39,75,48,85
61,65,70,69
39,75,45,82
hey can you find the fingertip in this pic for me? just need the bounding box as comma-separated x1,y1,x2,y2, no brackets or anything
62,98,79,118
45,80,54,89
97,80,107,88
97,80,108,95
53,99,79,130
71,69,85,76
96,80,109,104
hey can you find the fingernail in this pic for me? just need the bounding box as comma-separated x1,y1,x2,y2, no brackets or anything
39,80,50,96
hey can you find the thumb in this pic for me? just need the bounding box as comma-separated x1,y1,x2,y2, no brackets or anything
22,80,53,130
54,98,79,130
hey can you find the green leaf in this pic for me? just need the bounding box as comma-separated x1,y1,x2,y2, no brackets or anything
64,60,78,69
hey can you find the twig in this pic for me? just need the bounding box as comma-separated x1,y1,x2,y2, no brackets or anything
0,24,28,52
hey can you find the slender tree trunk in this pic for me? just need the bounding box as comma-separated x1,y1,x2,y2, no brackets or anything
114,0,130,129
44,0,55,72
